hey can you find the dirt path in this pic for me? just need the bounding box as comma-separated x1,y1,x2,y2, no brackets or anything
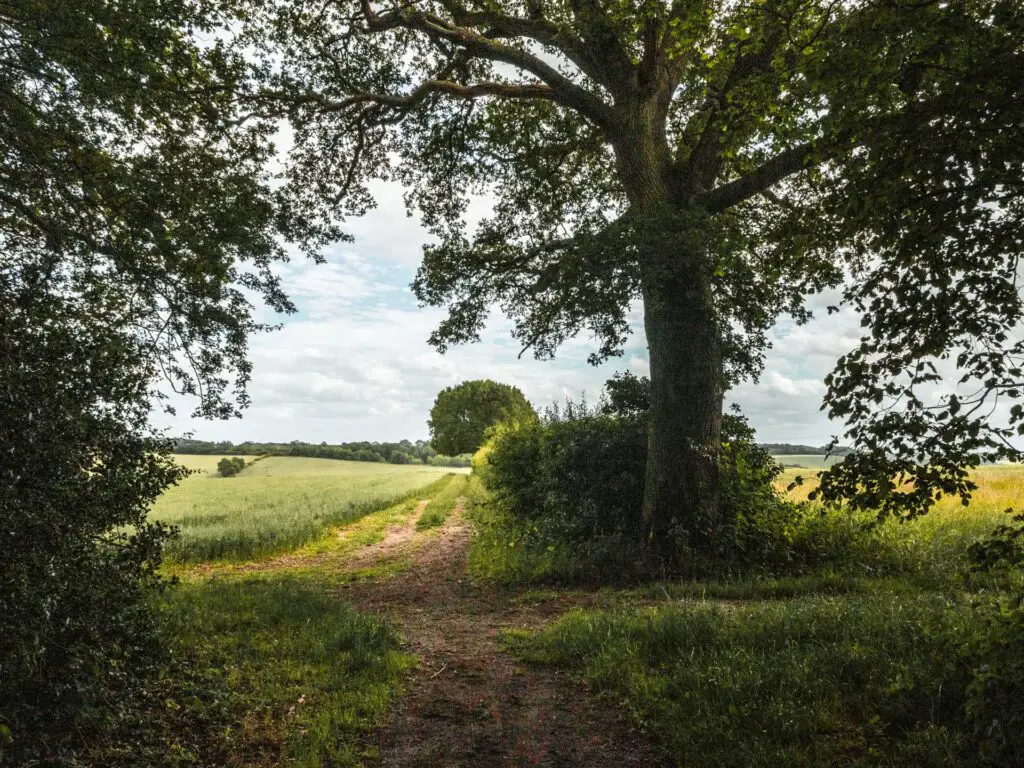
342,499,429,570
339,501,664,768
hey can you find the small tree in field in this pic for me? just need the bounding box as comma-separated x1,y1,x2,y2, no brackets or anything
429,380,537,455
217,457,247,477
242,0,1024,561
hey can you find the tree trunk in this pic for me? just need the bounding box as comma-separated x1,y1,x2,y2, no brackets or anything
639,221,724,562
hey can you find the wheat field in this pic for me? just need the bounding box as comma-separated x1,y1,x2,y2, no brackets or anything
152,455,460,562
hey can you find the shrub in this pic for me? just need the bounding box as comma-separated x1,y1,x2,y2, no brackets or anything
472,374,802,579
0,300,183,762
217,456,246,477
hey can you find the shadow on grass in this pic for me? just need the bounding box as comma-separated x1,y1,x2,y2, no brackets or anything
80,574,412,767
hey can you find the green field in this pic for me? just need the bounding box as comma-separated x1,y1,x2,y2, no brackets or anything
153,455,461,562
771,453,843,469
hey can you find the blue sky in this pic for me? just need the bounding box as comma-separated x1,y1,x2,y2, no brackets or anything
159,181,864,446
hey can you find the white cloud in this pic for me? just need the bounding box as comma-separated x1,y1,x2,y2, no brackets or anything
157,184,871,446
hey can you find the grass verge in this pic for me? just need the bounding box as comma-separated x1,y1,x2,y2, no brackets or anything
77,574,412,767
504,590,983,767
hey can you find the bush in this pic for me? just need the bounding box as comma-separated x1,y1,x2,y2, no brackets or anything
0,300,183,762
472,374,803,579
217,456,247,477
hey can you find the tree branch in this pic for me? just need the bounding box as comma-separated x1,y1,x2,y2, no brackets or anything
449,8,627,96
260,78,555,119
698,142,814,212
360,3,614,128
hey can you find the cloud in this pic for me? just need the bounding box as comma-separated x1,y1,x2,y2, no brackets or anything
157,183,867,446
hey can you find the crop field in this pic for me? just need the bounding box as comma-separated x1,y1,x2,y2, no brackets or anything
771,453,843,469
778,461,1024,509
152,455,461,562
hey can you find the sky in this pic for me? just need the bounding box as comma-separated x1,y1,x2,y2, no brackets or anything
157,181,866,447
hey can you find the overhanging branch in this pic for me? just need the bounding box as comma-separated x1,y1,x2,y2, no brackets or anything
360,1,615,128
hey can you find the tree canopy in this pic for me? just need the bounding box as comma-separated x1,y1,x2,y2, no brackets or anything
0,0,321,755
241,0,1024,553
429,380,537,454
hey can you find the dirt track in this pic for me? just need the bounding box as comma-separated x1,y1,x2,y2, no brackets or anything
339,500,664,768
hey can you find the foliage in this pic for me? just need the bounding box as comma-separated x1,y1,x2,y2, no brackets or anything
216,456,247,477
961,596,1024,766
968,511,1024,573
175,437,472,467
0,1,328,755
428,380,537,455
1,0,329,421
472,376,800,579
152,458,456,562
241,0,1024,540
0,296,183,762
813,2,1024,520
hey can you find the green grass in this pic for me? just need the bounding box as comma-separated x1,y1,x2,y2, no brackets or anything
484,465,1024,766
505,590,979,767
416,474,469,530
153,456,457,562
84,574,412,767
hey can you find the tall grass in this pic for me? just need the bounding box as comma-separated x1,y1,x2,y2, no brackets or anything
505,592,976,767
153,456,457,562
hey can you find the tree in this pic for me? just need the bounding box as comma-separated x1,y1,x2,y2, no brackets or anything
429,380,537,454
242,0,1024,559
0,0,319,756
217,456,247,477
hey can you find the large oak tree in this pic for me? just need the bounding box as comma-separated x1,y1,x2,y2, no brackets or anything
243,0,1024,559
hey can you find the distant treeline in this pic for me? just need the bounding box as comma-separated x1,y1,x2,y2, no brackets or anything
760,443,854,456
173,438,472,467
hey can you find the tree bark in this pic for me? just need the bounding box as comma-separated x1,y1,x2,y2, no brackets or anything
639,217,724,562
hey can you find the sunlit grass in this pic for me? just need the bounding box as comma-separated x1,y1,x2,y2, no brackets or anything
416,474,469,530
153,456,458,562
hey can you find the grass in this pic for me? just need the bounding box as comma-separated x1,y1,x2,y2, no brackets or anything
83,574,413,767
487,465,1024,767
153,456,458,562
76,467,488,766
416,474,469,530
82,481,476,767
504,591,978,767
